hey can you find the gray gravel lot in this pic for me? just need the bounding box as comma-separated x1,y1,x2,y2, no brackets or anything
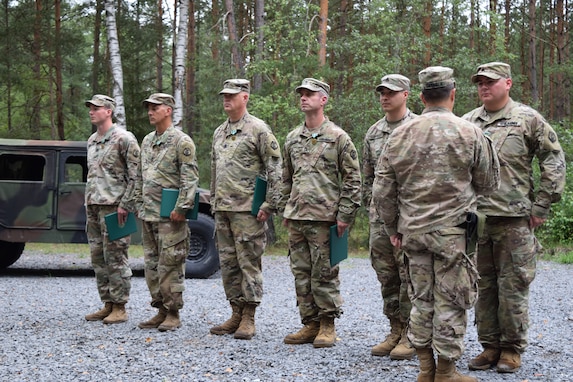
0,250,572,382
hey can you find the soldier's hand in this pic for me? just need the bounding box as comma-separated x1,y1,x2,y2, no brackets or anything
257,209,270,222
529,215,546,230
390,234,402,249
170,210,187,222
117,207,128,226
336,220,349,237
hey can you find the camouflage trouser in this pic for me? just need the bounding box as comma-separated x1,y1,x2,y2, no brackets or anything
475,216,537,353
369,221,411,323
287,220,343,324
403,227,479,361
215,211,266,305
142,220,189,311
86,204,132,304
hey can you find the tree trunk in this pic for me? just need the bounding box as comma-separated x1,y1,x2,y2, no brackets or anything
156,0,163,91
528,0,538,104
32,0,42,139
555,0,568,119
489,0,497,55
253,0,264,91
92,0,103,95
422,0,432,65
224,0,243,73
186,0,197,135
3,0,13,132
55,0,65,139
318,0,328,66
173,0,189,130
104,0,126,129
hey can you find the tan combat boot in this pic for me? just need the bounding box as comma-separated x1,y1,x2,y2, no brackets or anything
435,357,477,382
371,318,402,356
210,303,243,335
468,346,501,370
158,309,181,332
284,321,320,344
390,324,416,360
103,303,128,324
313,316,336,348
138,306,168,329
85,302,113,321
234,303,257,340
496,348,521,373
416,347,436,382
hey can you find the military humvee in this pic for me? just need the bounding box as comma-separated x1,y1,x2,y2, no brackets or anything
0,138,219,278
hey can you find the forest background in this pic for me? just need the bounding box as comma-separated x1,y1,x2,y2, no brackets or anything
0,0,572,254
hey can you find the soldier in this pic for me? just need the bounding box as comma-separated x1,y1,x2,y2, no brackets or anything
280,78,362,348
84,94,140,324
136,93,199,332
463,62,566,373
209,79,282,340
373,66,500,382
362,74,417,360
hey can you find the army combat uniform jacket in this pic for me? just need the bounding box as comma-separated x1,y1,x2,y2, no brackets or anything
85,124,140,211
280,118,361,224
462,98,566,218
138,126,199,222
362,110,417,223
210,112,282,213
374,106,500,236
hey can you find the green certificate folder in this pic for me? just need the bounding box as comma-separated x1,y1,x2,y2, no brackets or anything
160,189,200,220
251,176,268,216
329,224,348,267
105,211,138,241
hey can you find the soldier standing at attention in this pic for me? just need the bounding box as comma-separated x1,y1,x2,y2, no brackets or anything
84,94,140,324
463,62,566,374
373,67,500,382
209,79,282,340
136,93,199,332
362,74,417,360
279,78,362,348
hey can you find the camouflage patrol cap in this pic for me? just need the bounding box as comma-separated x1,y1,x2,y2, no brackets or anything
296,78,330,96
419,66,455,90
219,79,250,95
471,62,511,83
376,74,411,92
142,93,175,108
85,94,116,111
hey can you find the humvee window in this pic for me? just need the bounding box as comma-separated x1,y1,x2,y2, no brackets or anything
64,155,88,183
0,154,45,181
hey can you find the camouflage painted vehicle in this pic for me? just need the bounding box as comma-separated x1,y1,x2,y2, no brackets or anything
0,138,219,278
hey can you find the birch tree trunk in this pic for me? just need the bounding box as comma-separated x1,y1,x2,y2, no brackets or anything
173,0,188,130
104,0,126,129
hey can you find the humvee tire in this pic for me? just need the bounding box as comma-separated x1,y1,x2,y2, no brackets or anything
0,240,25,268
185,213,219,278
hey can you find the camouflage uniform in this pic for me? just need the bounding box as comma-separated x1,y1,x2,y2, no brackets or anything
281,117,362,323
86,123,140,305
211,110,282,305
363,109,416,325
463,97,566,354
374,67,500,361
138,125,199,311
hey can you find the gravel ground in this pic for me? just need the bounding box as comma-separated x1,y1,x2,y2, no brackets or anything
0,250,572,382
